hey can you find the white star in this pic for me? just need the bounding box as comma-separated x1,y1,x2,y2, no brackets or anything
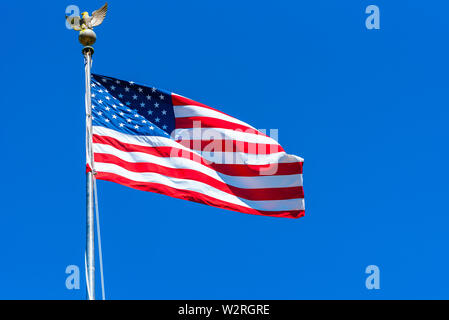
91,93,95,97
134,114,139,117
141,119,147,123
151,87,156,92
105,118,110,122
112,115,117,119
102,78,107,82
98,100,103,104
125,87,130,92
115,80,120,84
162,110,167,115
149,126,154,130
104,89,109,93
105,96,110,100
129,81,134,85
154,102,159,108
119,112,124,116
147,110,153,115
132,95,138,100
119,123,124,127
162,125,167,130
110,85,116,90
134,125,139,129
105,107,110,111
126,102,131,105
118,94,124,98
127,119,132,123
155,117,160,122
98,111,102,116
159,94,164,100
98,89,103,93
138,87,143,92
91,83,96,87
146,95,152,100
140,102,145,107
119,103,124,107
112,104,117,108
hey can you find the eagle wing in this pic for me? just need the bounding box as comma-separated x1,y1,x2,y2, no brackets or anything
90,3,108,27
66,15,82,31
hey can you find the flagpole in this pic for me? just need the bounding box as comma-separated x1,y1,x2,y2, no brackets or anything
67,2,108,300
83,45,95,300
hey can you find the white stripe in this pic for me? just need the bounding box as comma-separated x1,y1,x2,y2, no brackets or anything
173,105,256,129
93,143,303,189
94,126,193,153
95,162,305,211
197,150,299,165
173,128,282,146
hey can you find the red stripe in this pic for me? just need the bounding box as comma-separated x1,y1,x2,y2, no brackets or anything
94,153,304,201
175,117,267,136
171,94,227,115
95,171,305,219
93,134,303,176
210,162,302,176
171,94,249,125
176,139,284,154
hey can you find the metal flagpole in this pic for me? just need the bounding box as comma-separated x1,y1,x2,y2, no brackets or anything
83,45,95,300
66,2,108,300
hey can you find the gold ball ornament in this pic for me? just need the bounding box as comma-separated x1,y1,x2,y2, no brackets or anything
78,29,97,46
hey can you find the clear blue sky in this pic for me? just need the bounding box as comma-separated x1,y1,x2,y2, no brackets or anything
1,0,448,299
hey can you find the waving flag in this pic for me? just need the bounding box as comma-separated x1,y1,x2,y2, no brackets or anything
90,74,304,218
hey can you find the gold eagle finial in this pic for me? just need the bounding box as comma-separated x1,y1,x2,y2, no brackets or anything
66,3,108,31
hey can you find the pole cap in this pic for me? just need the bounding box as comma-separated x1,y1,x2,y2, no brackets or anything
82,46,94,56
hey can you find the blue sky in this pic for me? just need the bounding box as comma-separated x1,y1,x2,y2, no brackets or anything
1,0,448,299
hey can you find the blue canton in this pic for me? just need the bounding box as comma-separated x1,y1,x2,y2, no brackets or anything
90,73,175,137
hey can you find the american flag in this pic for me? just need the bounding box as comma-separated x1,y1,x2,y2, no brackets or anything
90,74,304,218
